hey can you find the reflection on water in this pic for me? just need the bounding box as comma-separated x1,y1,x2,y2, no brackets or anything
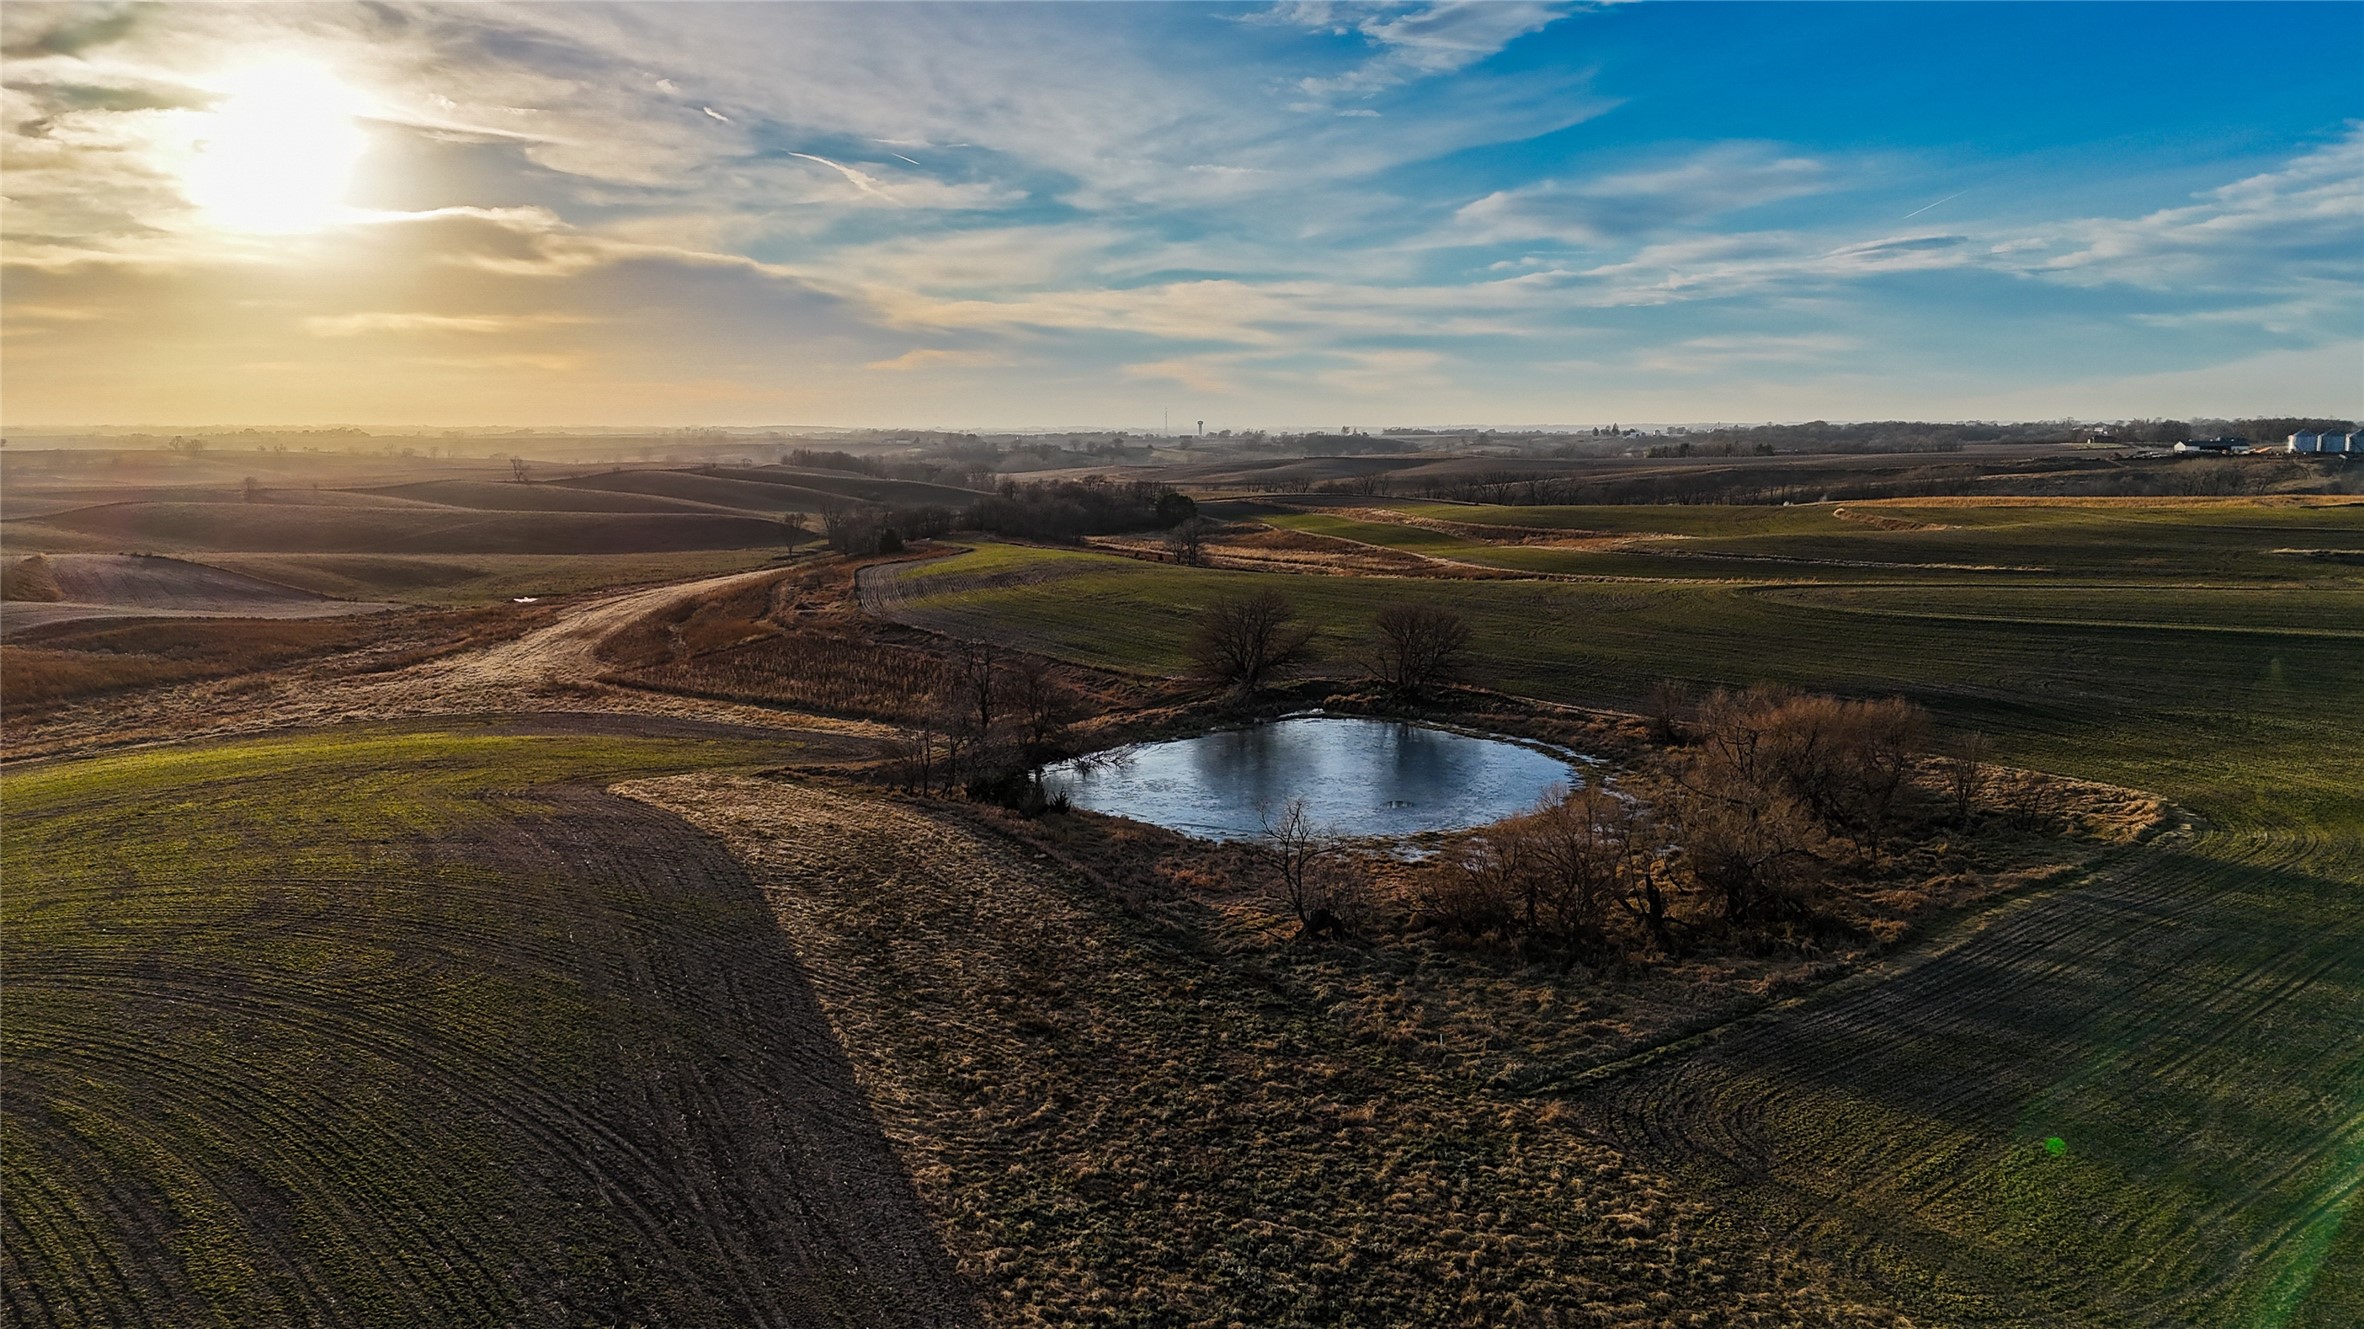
1040,715,1583,841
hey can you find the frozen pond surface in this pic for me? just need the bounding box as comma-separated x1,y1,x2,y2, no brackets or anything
1041,714,1584,842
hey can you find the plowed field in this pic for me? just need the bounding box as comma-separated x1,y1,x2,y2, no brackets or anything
0,727,976,1329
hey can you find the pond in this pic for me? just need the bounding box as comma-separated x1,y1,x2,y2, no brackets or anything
1039,714,1585,842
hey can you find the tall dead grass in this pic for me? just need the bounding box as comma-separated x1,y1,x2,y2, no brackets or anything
2,554,63,602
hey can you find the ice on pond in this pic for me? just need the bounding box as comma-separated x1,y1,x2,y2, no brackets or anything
1040,714,1586,842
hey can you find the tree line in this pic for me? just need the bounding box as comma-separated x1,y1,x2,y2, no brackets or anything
793,477,1199,555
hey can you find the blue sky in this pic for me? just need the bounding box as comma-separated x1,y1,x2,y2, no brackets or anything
3,1,2358,427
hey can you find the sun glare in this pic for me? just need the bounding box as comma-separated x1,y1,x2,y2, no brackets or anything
180,62,368,234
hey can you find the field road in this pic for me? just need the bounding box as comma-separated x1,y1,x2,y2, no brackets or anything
6,565,896,763
415,566,783,691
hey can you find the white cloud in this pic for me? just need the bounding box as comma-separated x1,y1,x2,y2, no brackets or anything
2018,124,2364,289
1261,2,1573,100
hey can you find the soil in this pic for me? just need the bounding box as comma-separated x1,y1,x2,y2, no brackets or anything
0,554,397,639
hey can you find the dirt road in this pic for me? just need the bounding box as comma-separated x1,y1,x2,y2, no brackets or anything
6,566,895,763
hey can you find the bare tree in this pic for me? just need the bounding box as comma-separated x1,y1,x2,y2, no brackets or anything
1262,797,1348,938
240,476,262,504
1644,679,1694,744
1004,655,1081,776
781,510,813,551
1188,590,1315,692
950,641,1001,747
1942,731,1992,825
1166,516,1210,567
1524,782,1639,948
817,497,881,554
1364,603,1472,698
509,457,531,483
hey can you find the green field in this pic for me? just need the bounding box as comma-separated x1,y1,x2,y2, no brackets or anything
0,722,971,1328
1266,500,2364,585
872,507,2364,1325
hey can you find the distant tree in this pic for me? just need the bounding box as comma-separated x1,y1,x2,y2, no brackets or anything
1154,490,1198,527
240,476,262,504
1166,516,1210,566
965,478,1191,542
1364,603,1471,698
781,511,812,551
1188,590,1315,693
509,457,531,483
818,496,886,554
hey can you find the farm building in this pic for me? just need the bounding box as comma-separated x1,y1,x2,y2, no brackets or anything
2174,438,2249,454
2291,432,2359,453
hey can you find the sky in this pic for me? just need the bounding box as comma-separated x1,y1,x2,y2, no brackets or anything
3,0,2359,430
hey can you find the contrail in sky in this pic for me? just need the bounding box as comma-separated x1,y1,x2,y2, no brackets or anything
891,153,922,167
788,152,890,198
1900,189,1967,220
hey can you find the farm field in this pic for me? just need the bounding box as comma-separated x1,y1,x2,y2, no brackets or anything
4,487,2357,1326
0,555,398,639
0,721,970,1328
198,549,790,605
864,500,2364,1325
1262,499,2364,585
0,452,988,563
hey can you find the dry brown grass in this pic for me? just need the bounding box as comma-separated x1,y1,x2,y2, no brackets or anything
627,772,1908,1327
0,554,62,602
2,616,389,711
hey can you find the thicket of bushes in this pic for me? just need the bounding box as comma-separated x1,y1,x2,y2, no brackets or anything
1410,685,2002,958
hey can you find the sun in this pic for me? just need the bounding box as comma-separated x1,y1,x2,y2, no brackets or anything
180,61,368,234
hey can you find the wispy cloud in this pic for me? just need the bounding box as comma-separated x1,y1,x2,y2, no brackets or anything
866,347,999,372
1457,145,1831,244
305,311,593,337
1259,2,1574,101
